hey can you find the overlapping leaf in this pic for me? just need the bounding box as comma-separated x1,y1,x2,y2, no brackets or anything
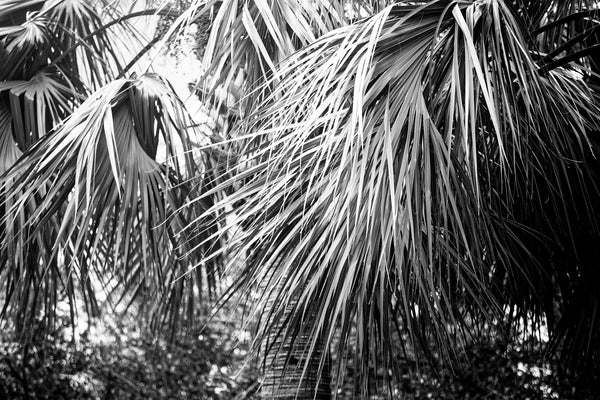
0,74,224,335
43,0,128,90
159,0,356,120
194,0,600,393
0,70,75,150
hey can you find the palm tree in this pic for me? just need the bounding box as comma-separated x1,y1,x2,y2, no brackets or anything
3,0,600,398
192,0,600,397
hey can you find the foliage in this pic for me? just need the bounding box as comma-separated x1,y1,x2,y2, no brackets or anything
1,316,598,399
0,313,258,400
0,0,225,338
2,0,600,398
194,0,600,395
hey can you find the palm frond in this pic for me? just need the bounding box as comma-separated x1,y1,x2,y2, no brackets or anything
0,74,225,336
0,0,150,149
194,0,600,393
0,0,45,35
43,0,128,89
0,103,21,174
0,70,76,150
0,9,51,80
516,1,600,73
0,0,145,90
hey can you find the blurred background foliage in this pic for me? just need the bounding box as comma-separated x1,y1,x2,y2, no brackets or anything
1,310,598,399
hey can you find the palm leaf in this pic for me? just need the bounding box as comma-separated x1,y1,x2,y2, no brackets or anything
159,0,355,123
0,8,51,80
43,0,128,90
0,0,145,90
0,70,76,151
519,1,600,73
0,74,225,335
195,0,600,394
0,102,22,174
0,0,45,36
0,0,152,152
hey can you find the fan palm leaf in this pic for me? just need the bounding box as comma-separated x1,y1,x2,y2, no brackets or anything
516,1,600,74
44,0,128,90
0,103,21,174
0,74,224,335
0,0,148,159
0,0,45,37
201,0,346,82
0,70,76,151
0,0,127,87
194,0,600,393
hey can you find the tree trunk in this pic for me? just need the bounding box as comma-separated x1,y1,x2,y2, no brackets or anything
260,281,331,400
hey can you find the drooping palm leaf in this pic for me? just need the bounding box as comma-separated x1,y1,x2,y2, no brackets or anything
201,0,347,84
0,74,224,336
0,7,51,80
194,0,600,394
0,103,21,174
0,0,127,87
0,70,76,151
506,0,600,376
44,0,129,90
0,0,151,156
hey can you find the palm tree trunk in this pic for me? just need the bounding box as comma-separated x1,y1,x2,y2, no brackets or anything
260,278,331,400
